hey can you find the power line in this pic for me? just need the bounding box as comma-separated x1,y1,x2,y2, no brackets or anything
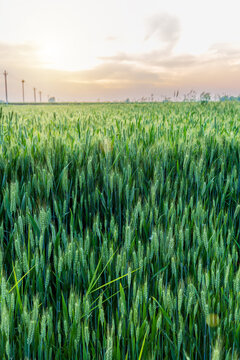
3,71,8,104
22,80,25,103
1,69,58,103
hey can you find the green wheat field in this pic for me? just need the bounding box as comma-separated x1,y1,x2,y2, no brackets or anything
0,102,240,359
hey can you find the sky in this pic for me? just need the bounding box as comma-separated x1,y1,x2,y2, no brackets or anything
0,0,240,102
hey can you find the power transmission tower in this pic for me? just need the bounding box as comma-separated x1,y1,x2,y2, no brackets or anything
39,91,42,103
33,88,36,103
22,80,25,103
3,70,8,104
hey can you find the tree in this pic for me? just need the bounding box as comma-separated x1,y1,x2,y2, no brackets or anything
200,92,211,104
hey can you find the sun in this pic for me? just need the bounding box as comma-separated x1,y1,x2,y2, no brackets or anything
37,41,100,72
37,43,75,71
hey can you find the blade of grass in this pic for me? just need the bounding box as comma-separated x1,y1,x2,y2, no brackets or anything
86,255,102,296
138,330,148,360
90,266,141,294
81,287,126,320
151,263,169,281
11,263,23,311
9,264,35,293
152,296,172,326
88,247,119,294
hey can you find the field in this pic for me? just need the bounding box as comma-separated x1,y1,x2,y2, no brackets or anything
0,102,240,359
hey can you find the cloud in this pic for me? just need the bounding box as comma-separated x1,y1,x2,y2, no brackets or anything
65,42,240,98
207,43,240,67
209,43,240,56
100,50,197,71
105,36,117,42
145,13,181,51
0,42,40,70
1,40,240,102
99,41,240,75
68,61,168,87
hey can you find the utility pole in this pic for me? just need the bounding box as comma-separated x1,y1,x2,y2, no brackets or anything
39,91,42,103
3,70,8,104
33,88,36,103
22,80,25,103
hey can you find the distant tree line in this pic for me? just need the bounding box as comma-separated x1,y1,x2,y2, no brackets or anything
219,95,240,102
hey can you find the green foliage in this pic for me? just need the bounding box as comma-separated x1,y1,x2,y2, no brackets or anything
200,92,211,104
0,102,239,359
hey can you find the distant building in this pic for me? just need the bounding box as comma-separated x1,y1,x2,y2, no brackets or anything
48,97,56,103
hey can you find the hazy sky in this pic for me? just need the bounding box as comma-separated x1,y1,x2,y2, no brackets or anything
0,0,240,101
